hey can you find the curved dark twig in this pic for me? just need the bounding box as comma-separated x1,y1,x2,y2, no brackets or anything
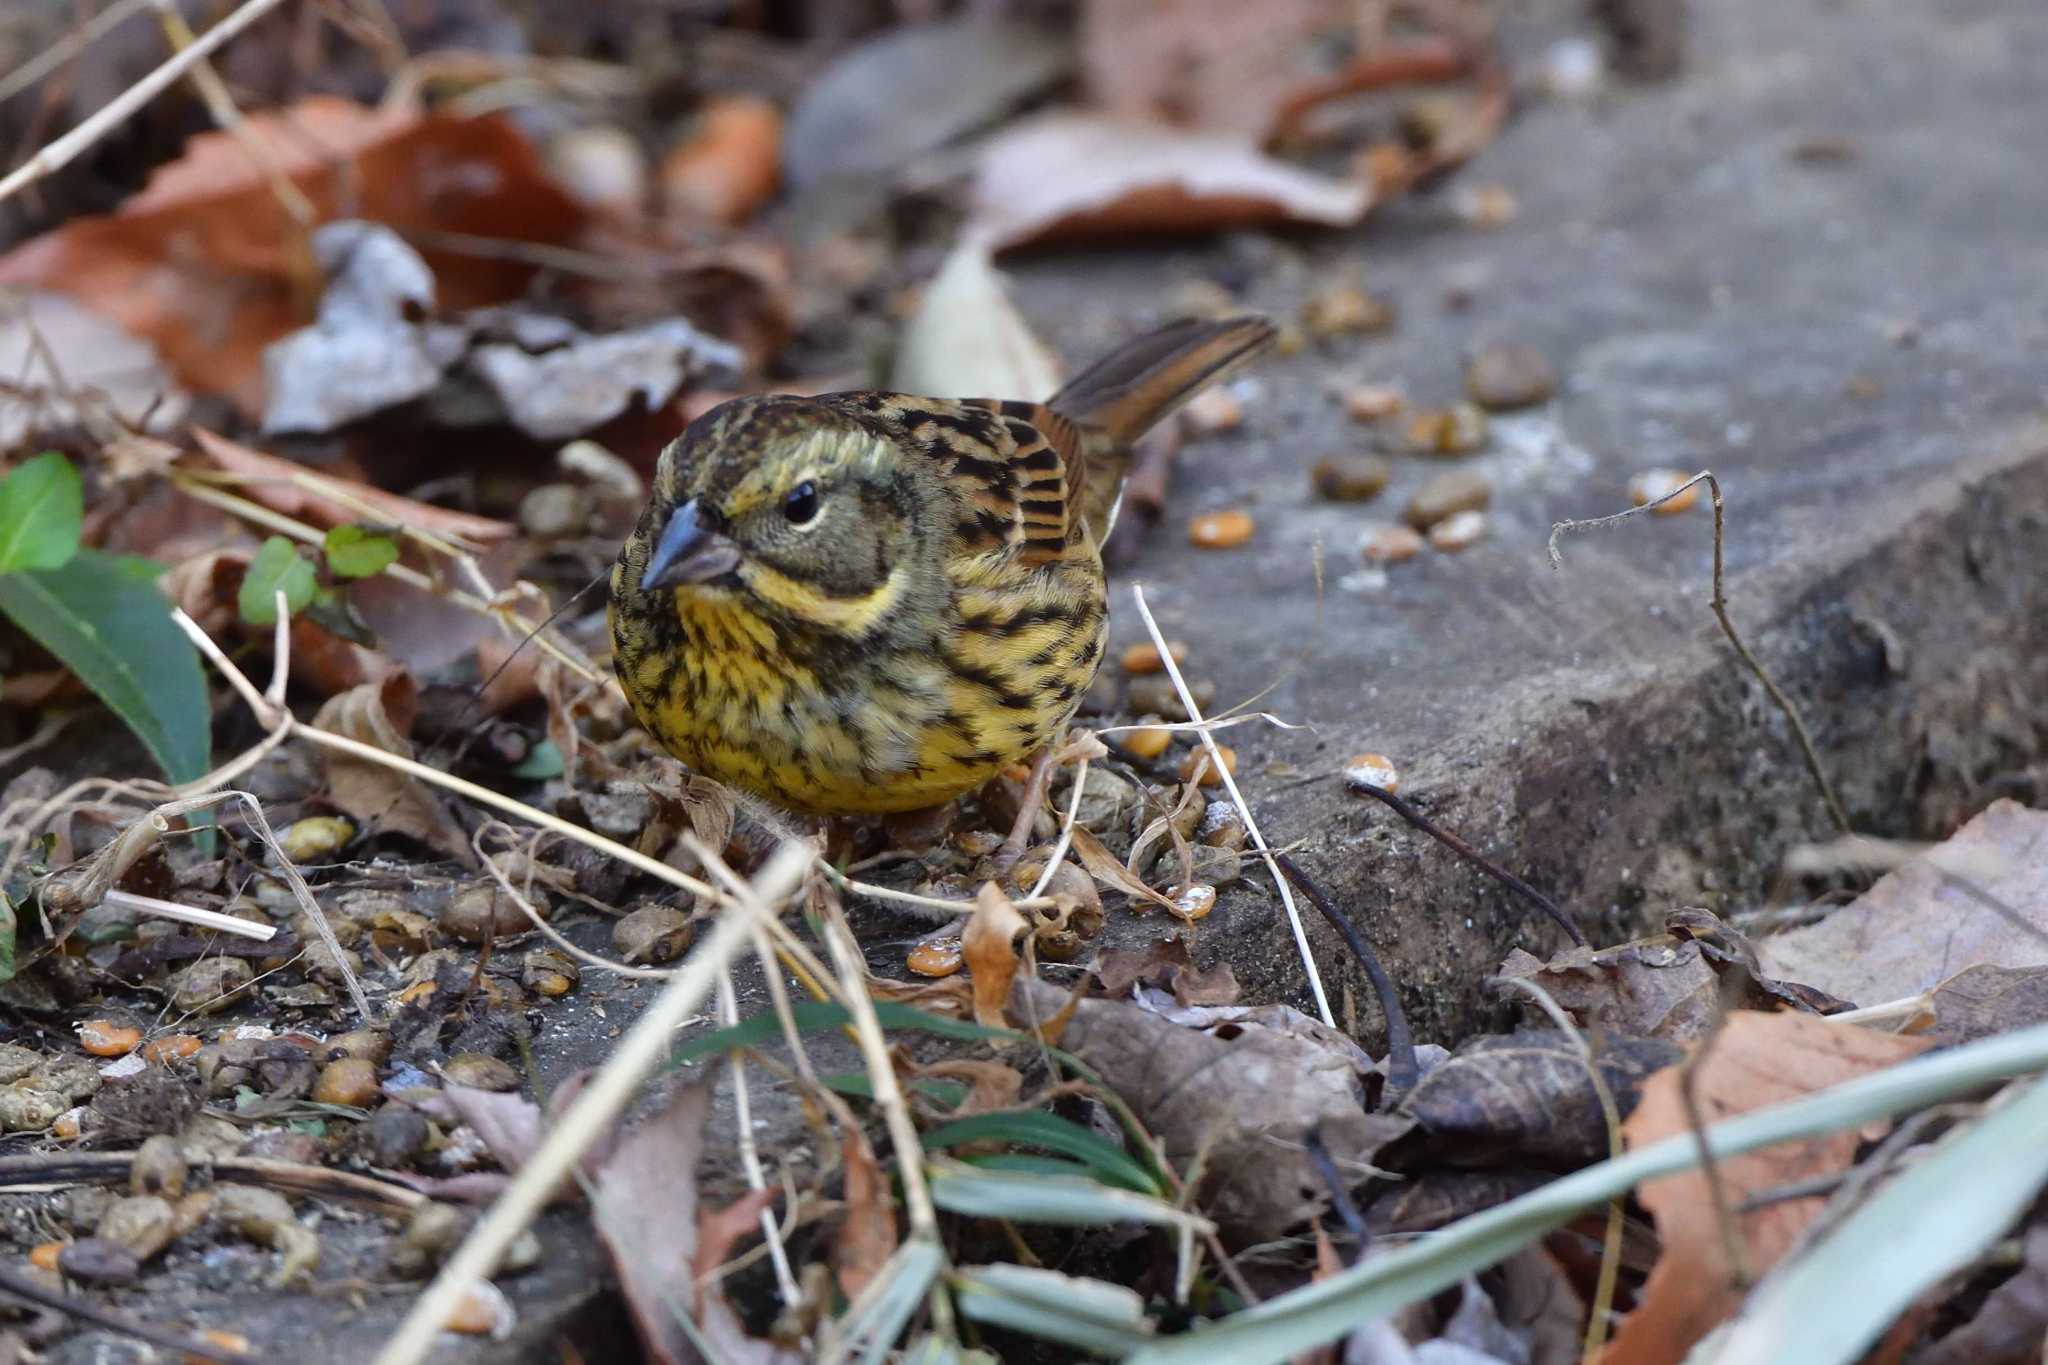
1274,851,1418,1100
1303,1125,1370,1265
1346,783,1586,946
0,1261,246,1362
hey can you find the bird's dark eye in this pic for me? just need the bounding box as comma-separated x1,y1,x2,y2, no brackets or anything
782,481,820,525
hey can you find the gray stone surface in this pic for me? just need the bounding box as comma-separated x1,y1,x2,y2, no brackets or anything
983,0,2048,1044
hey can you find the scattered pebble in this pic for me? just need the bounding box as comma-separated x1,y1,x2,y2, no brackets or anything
1405,470,1492,529
1127,675,1215,722
518,483,596,538
1183,387,1243,434
445,1281,516,1337
442,883,527,945
614,904,693,964
1169,884,1217,921
522,949,580,998
1339,384,1405,422
312,1057,379,1108
323,1029,392,1065
1178,746,1237,787
168,958,253,1016
1405,403,1489,456
1627,468,1700,515
1343,753,1402,794
97,1054,148,1081
279,815,355,863
1311,453,1392,502
1071,768,1139,834
1116,724,1173,762
58,1237,139,1286
77,1020,141,1057
1168,279,1236,318
1464,342,1555,410
1452,183,1520,227
51,1107,86,1140
141,1034,202,1065
1188,509,1254,549
1120,641,1187,675
1428,509,1488,552
907,937,964,978
1359,524,1425,564
368,1106,431,1168
130,1136,187,1199
96,1195,177,1262
1302,284,1394,338
442,1054,519,1092
1198,801,1248,851
390,1202,468,1280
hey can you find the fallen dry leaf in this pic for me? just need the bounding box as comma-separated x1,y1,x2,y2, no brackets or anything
1498,941,1717,1043
311,673,474,862
1070,825,1180,912
1598,1011,1931,1365
1923,963,2048,1045
833,1129,897,1300
0,290,188,449
1757,800,2048,1007
1096,937,1240,1007
967,113,1372,251
890,239,1061,401
0,98,585,415
661,95,782,227
965,882,1031,1029
189,428,515,544
1385,1032,1681,1167
1013,977,1409,1241
911,1057,1026,1121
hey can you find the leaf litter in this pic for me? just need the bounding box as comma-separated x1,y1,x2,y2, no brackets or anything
0,2,2039,1363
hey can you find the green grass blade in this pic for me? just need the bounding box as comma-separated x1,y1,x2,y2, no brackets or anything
924,1110,1160,1194
0,549,209,783
928,1160,1211,1232
1698,1073,2048,1364
954,1264,1156,1357
1127,1021,2048,1365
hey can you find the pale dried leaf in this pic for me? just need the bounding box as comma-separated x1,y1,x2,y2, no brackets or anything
891,239,1061,401
311,674,474,862
965,882,1030,1029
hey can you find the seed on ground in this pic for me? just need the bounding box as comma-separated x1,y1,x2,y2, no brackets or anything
52,1108,86,1140
1628,468,1700,514
1121,640,1188,674
140,1034,201,1066
1359,524,1425,564
1311,453,1392,502
1405,403,1488,456
1464,342,1555,409
1179,746,1237,787
1453,183,1519,227
77,1021,140,1057
1302,283,1394,338
29,1241,64,1272
312,1057,378,1108
1169,884,1217,921
1428,509,1488,552
1339,384,1405,422
278,815,355,863
1405,469,1492,529
442,1054,519,1092
445,1283,514,1336
1117,725,1174,761
907,937,964,978
1343,753,1402,794
1184,387,1243,433
1189,509,1254,549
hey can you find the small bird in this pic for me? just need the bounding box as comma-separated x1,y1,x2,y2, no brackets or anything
608,315,1275,819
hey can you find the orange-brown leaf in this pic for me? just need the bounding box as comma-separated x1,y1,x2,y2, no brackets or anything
964,882,1030,1030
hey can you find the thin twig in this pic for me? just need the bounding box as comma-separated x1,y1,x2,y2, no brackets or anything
1272,852,1417,1097
1346,782,1584,946
148,0,316,225
1131,584,1334,1027
0,0,293,208
717,964,801,1307
1548,471,1852,834
374,841,811,1365
1303,1127,1369,1261
1491,975,1625,1361
0,0,154,107
101,888,276,941
0,1261,247,1362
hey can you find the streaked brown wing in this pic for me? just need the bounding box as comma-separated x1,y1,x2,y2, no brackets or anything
848,394,1085,569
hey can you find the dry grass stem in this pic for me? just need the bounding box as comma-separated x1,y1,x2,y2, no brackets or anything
1130,584,1334,1027
0,0,293,208
374,841,812,1365
101,888,276,941
717,964,802,1307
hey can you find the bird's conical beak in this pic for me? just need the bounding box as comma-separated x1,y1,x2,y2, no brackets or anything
640,499,742,590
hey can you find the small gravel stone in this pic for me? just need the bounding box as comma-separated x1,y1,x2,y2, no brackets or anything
1311,453,1392,502
168,957,253,1015
368,1105,431,1167
1360,524,1425,564
59,1237,140,1285
1428,509,1488,551
443,1054,519,1092
1464,341,1554,409
1405,402,1488,456
1338,384,1404,421
614,904,693,964
1302,284,1394,337
96,1195,177,1261
1072,768,1139,834
1127,676,1216,722
1197,801,1247,850
313,1057,380,1107
279,815,355,863
1404,470,1492,529
1188,844,1243,888
0,1088,66,1132
130,1135,187,1199
519,482,596,538
442,883,527,944
1178,746,1236,787
1120,640,1187,674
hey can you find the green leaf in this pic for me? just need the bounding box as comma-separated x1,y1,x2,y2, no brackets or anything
928,1160,1211,1231
0,548,211,784
508,739,565,780
924,1110,1160,1194
0,452,83,573
323,523,400,579
954,1264,1156,1357
0,892,16,983
668,998,1018,1071
238,536,318,624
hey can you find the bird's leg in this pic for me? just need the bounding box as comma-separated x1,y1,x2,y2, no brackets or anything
989,747,1059,875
